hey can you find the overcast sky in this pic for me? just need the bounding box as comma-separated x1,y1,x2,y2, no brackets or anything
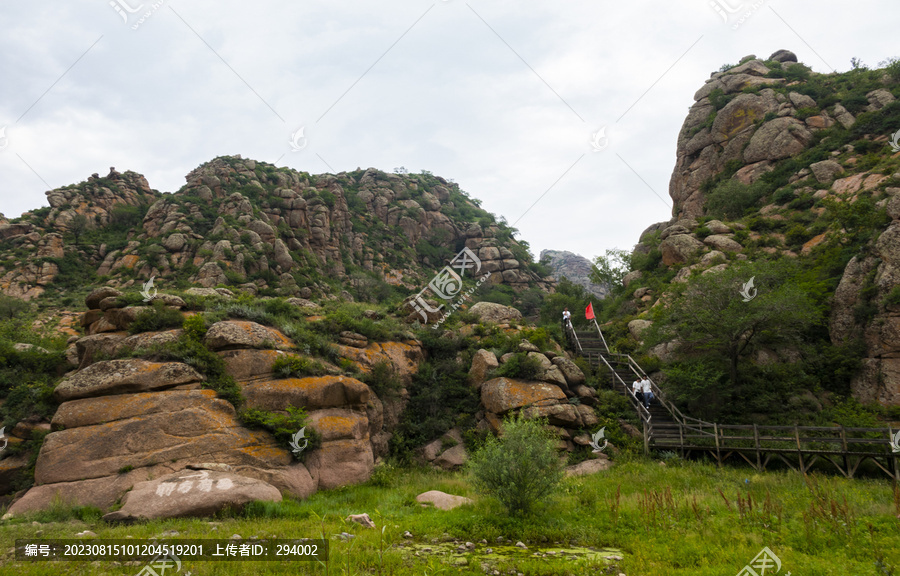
0,1,896,262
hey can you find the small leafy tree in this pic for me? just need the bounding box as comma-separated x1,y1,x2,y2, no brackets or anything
469,414,564,516
68,214,89,246
651,260,820,388
0,295,31,320
590,248,632,294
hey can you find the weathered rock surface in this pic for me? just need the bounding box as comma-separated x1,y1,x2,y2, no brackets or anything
242,376,370,411
416,490,473,511
102,469,281,523
539,250,609,299
203,320,293,351
660,234,705,265
469,302,523,324
565,456,612,477
469,349,499,388
53,359,205,401
481,377,566,414
42,390,288,485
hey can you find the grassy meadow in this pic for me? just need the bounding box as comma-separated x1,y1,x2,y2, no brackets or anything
0,456,898,575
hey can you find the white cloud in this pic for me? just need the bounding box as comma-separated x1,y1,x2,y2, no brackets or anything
0,0,897,263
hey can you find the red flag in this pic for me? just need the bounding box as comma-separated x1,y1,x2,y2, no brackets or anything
585,302,595,320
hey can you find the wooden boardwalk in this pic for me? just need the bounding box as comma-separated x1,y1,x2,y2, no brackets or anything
565,325,900,480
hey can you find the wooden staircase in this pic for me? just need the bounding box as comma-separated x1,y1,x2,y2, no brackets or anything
564,322,900,480
571,328,681,451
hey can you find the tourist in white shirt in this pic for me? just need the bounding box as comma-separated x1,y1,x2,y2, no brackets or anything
641,377,653,409
562,308,571,328
632,378,643,405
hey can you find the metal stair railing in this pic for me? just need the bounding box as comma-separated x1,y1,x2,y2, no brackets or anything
595,352,654,453
606,352,700,429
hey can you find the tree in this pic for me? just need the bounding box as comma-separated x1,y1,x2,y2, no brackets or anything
68,214,89,246
0,295,30,320
468,414,564,516
590,248,632,293
652,260,820,388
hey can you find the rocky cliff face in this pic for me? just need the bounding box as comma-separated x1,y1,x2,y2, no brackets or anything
0,158,553,302
539,250,609,299
629,50,900,406
3,287,424,518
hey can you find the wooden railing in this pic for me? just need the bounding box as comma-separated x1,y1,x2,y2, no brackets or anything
562,323,900,480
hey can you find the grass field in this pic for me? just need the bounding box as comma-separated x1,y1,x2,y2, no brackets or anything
1,456,898,575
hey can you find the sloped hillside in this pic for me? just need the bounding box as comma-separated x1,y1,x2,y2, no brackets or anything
598,50,900,420
0,158,553,306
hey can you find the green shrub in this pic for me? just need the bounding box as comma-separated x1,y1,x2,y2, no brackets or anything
490,353,543,380
182,314,208,341
390,351,479,462
239,406,320,461
773,188,795,205
0,295,31,320
468,414,564,516
128,302,185,334
271,354,325,378
884,285,900,308
360,360,403,399
138,333,244,409
704,180,766,220
794,106,819,120
785,224,812,246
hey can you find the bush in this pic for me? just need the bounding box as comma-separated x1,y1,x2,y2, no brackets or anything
360,360,403,399
182,314,208,341
239,406,320,461
137,333,244,409
490,353,543,380
0,295,31,320
468,414,564,516
129,302,185,334
704,180,766,220
271,354,326,378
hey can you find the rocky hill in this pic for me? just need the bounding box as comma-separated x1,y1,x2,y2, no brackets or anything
0,158,553,305
605,49,900,415
539,249,609,299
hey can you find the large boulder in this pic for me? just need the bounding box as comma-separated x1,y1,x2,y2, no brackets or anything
74,333,127,368
810,160,843,183
334,341,424,384
307,408,369,442
564,456,612,477
102,469,281,523
743,118,813,163
5,471,151,517
469,349,499,388
660,234,705,266
703,234,743,253
768,49,797,63
203,320,293,351
219,349,286,381
41,390,289,485
469,302,522,324
550,356,585,387
481,377,566,414
415,490,473,511
305,438,374,490
85,287,123,310
242,376,370,411
434,445,468,470
627,319,653,340
53,359,205,401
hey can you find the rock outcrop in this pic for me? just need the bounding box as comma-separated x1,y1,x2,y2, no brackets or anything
0,159,554,302
539,249,609,299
